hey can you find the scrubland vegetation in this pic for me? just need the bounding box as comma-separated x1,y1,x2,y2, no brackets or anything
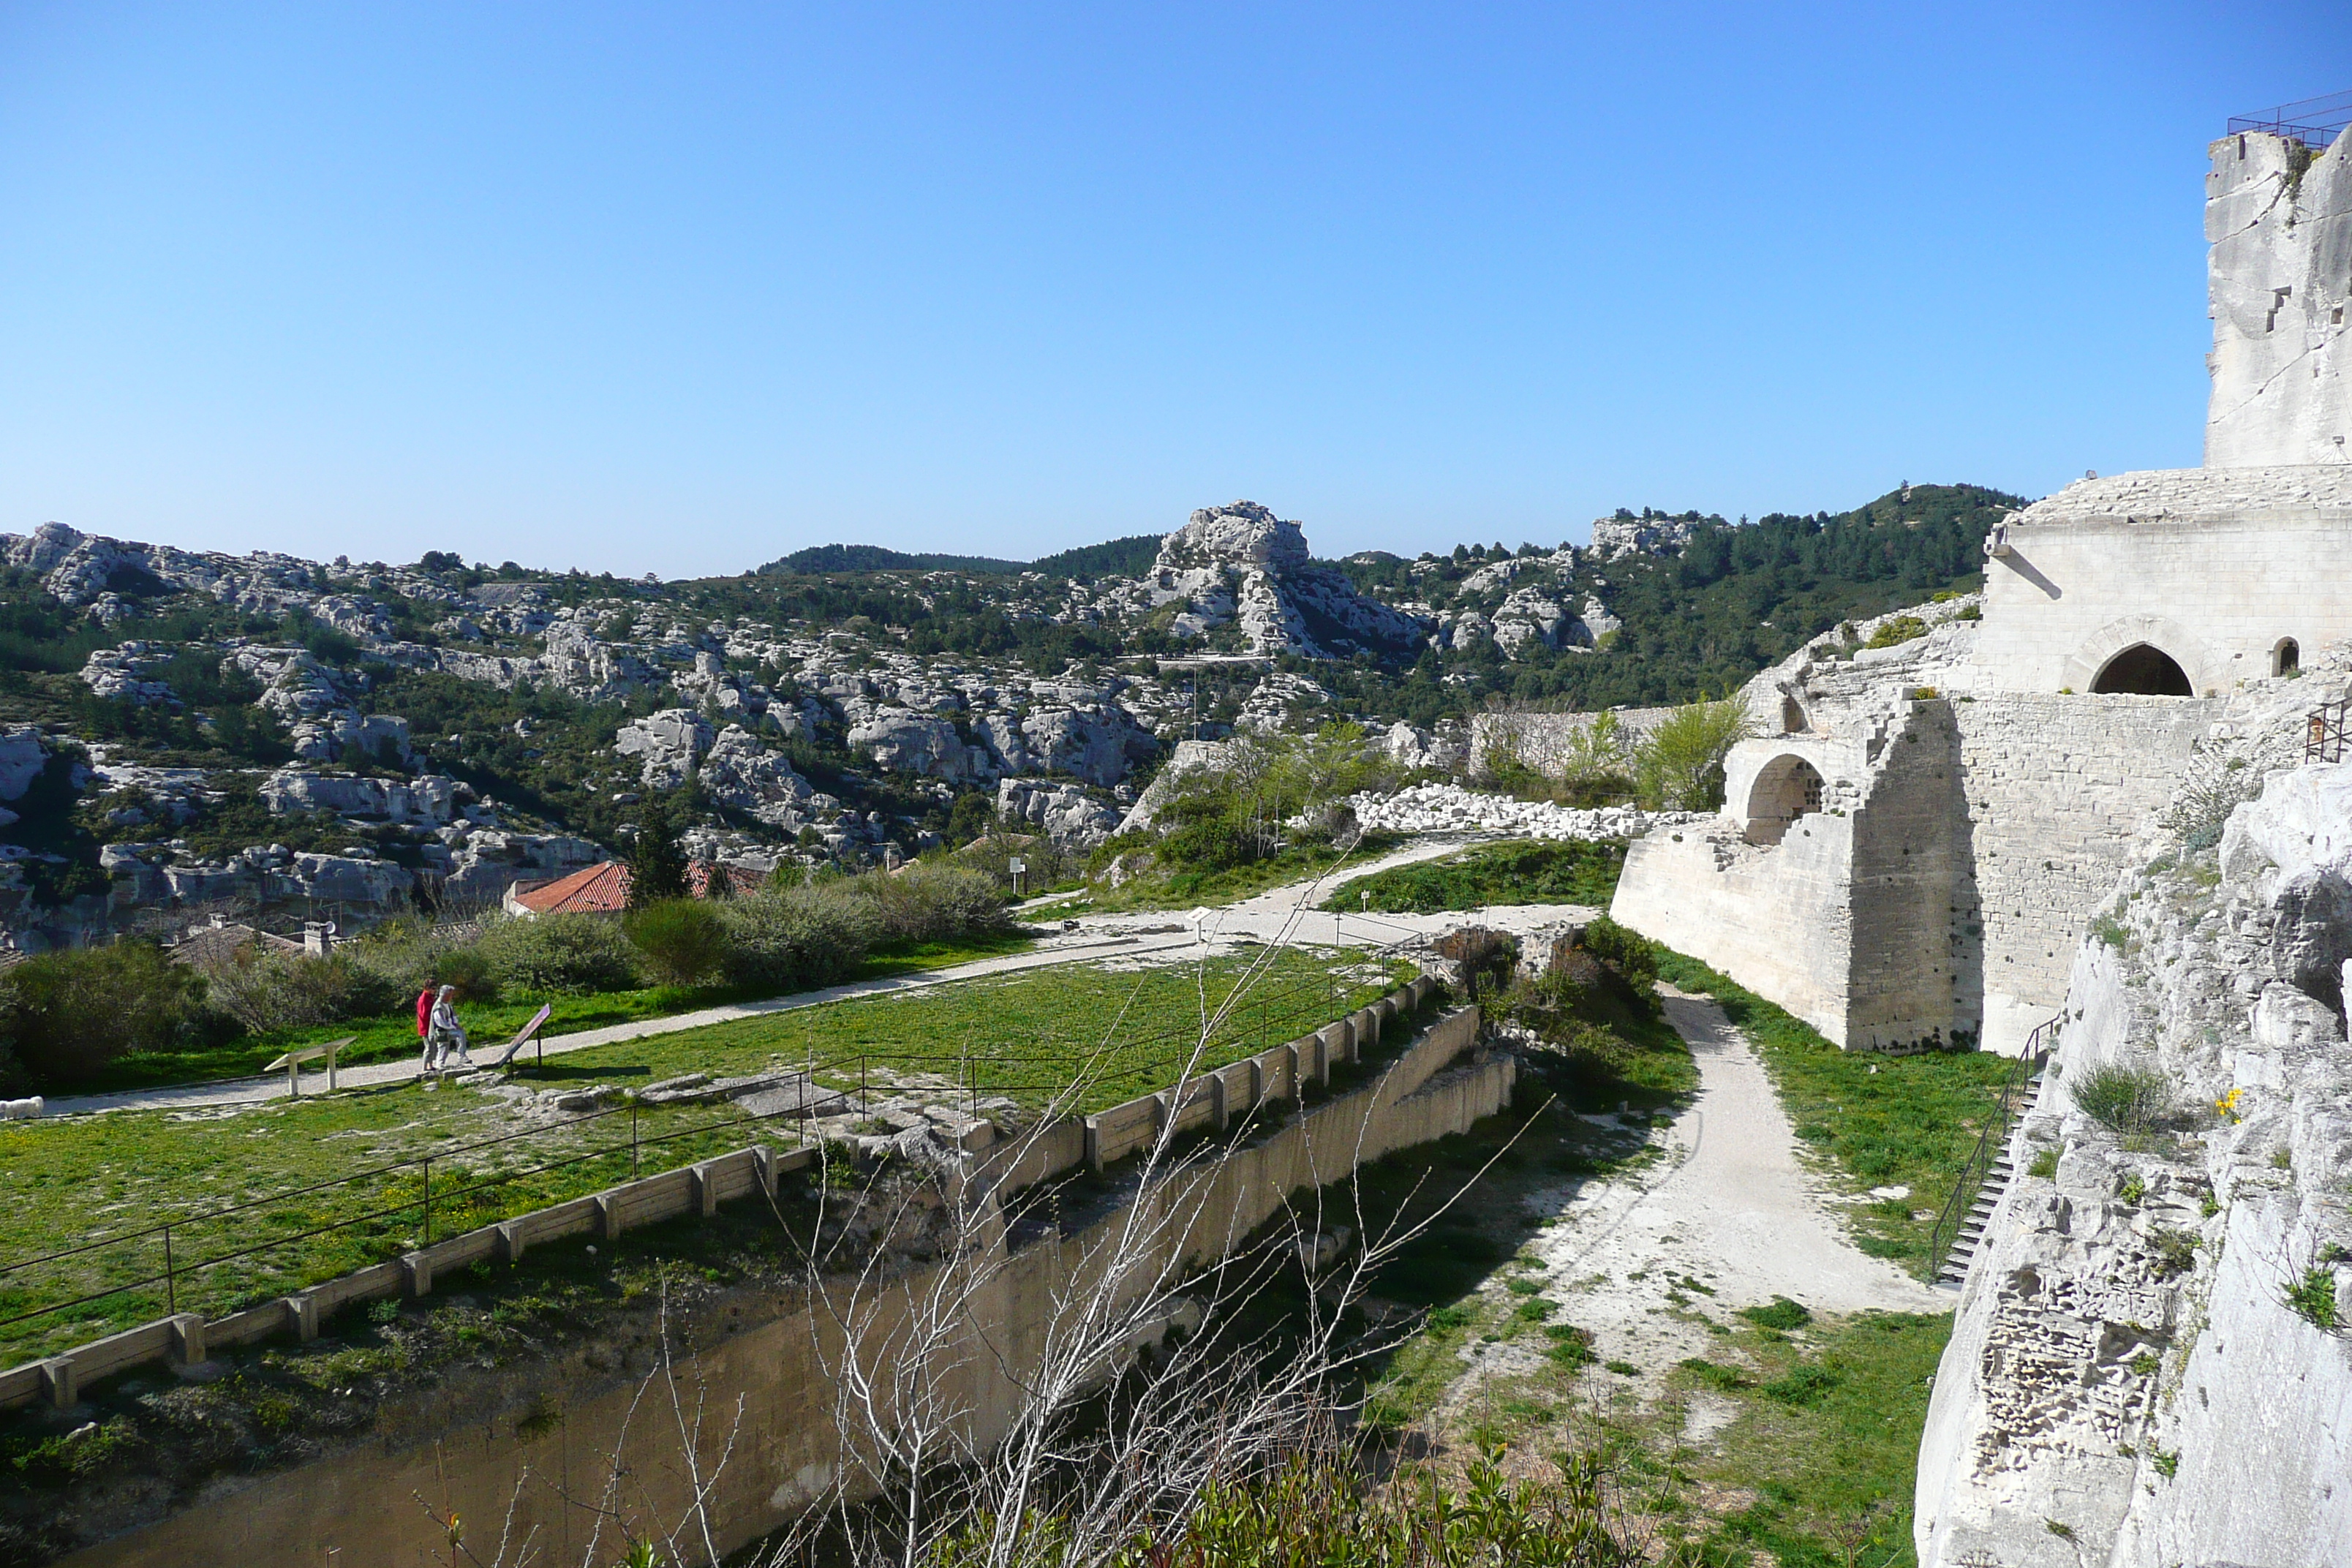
1326,839,1627,913
0,864,1024,1096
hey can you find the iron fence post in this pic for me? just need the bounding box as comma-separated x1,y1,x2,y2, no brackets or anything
423,1158,431,1246
163,1226,175,1316
631,1105,640,1179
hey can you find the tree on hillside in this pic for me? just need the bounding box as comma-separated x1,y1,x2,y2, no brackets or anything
627,795,690,908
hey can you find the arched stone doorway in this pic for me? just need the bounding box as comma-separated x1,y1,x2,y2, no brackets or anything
2090,644,2194,696
2275,638,2301,676
1744,753,1825,845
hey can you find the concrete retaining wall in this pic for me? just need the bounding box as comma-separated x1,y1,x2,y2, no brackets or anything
56,1000,1505,1568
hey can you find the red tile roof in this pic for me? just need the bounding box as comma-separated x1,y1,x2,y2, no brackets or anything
508,859,762,916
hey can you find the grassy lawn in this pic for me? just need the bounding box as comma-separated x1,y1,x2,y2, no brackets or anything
1653,951,2017,1270
69,930,1039,1096
1025,834,1404,917
0,946,1410,1368
1319,839,1627,914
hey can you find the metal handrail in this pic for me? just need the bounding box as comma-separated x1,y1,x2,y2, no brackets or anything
2228,88,2352,149
1923,1018,2054,1284
2307,699,2350,764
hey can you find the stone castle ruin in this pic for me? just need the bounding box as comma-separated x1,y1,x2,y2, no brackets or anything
1609,119,2352,1057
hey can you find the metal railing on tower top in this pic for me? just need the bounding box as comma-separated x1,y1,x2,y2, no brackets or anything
2228,89,2352,149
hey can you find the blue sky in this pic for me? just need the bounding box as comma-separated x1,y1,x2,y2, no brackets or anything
2,4,2344,577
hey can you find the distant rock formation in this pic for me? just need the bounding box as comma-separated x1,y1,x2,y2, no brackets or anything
1120,501,1429,659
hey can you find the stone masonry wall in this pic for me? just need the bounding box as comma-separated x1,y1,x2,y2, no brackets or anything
1844,699,1978,1049
1950,696,2215,1032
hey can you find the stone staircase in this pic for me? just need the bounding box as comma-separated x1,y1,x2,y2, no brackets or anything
1929,1046,2051,1291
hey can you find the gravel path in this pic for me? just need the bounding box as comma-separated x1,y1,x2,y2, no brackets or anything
1444,985,1942,1420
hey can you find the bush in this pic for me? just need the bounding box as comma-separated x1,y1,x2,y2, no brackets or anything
4,942,214,1086
2287,1266,2340,1330
344,919,502,1004
623,898,731,985
854,864,1014,945
1738,1295,1814,1331
2070,1062,2173,1138
203,950,400,1035
1632,697,1752,811
717,887,881,993
1864,614,1929,649
1582,916,1660,998
475,912,642,995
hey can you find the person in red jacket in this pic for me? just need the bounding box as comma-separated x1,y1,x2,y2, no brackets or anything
416,987,437,1073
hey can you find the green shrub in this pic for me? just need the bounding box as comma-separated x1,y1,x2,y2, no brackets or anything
1581,916,1659,999
4,942,214,1087
1864,614,1929,649
622,898,731,985
2287,1266,2340,1330
2028,1147,2059,1178
474,912,642,995
1632,696,1752,810
854,864,1013,945
344,918,500,1003
2070,1063,2172,1138
1543,1323,1597,1368
1760,1362,1840,1405
201,950,400,1034
717,887,881,992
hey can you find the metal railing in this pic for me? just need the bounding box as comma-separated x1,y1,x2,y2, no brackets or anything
1923,1018,2054,1286
0,968,1394,1356
2228,89,2352,149
2307,699,2350,764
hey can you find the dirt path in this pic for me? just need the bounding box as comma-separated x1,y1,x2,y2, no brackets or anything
1441,984,1941,1422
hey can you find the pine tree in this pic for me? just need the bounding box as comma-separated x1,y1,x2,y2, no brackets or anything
626,796,690,908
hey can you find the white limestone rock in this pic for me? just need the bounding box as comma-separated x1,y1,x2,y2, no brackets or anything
696,725,816,829
996,777,1120,848
260,769,457,826
615,708,715,788
847,706,972,781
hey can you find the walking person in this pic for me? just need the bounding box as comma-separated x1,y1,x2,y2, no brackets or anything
415,985,440,1074
427,984,474,1074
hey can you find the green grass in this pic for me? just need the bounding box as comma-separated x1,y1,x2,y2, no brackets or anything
1654,950,2015,1270
0,946,1409,1368
1319,838,1627,914
1665,1311,1953,1566
1030,834,1404,916
66,930,1039,1096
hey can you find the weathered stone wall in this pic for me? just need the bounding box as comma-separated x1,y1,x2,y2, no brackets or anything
57,1017,1515,1567
2204,128,2352,467
1611,816,1858,1044
1915,762,2352,1564
1843,699,1978,1049
1950,695,2215,1042
1466,706,1680,778
1973,474,2352,698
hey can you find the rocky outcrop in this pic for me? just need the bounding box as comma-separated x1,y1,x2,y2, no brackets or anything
697,725,817,830
995,777,1119,848
260,769,457,826
1107,502,1429,660
615,709,715,788
1916,735,2352,1566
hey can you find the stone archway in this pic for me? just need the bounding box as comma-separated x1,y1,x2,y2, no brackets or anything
1744,753,1825,846
2062,614,2218,697
2090,643,2194,696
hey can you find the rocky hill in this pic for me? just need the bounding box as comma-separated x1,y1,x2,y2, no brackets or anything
0,486,2013,949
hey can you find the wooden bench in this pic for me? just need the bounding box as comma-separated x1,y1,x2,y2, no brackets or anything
264,1036,355,1097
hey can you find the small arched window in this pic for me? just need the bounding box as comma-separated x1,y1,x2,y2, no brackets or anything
2275,638,2300,676
1745,755,1827,847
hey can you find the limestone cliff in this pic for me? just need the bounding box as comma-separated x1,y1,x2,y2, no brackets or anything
1915,649,2352,1567
2204,127,2352,467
